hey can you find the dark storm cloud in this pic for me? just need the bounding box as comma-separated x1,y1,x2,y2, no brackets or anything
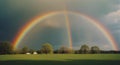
0,0,64,41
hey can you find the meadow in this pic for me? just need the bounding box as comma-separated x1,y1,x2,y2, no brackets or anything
0,54,120,65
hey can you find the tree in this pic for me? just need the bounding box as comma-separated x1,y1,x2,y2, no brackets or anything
12,49,21,54
79,44,90,54
58,46,74,54
36,50,42,54
21,46,29,54
0,41,13,54
40,43,53,54
91,46,100,54
29,49,34,54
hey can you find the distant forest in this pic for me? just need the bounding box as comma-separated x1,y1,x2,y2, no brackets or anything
0,41,120,55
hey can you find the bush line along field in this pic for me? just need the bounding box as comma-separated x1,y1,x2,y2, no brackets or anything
0,54,120,65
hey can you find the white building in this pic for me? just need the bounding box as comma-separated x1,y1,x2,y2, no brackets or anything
26,53,31,55
33,52,38,54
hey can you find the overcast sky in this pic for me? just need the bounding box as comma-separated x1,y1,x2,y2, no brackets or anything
0,0,120,50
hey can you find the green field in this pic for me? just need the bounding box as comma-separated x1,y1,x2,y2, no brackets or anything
0,54,120,65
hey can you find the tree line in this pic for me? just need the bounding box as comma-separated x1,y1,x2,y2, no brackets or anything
0,41,120,55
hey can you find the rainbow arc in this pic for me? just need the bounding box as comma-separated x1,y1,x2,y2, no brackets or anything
12,11,118,51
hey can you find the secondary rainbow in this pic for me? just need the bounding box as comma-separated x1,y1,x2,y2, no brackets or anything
12,11,119,50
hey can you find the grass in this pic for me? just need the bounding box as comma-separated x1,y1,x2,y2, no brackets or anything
0,54,120,65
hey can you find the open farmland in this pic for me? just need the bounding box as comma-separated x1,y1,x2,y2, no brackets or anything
0,54,120,65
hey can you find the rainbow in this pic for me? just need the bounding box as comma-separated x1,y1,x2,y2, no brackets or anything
12,11,119,50
64,10,73,49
